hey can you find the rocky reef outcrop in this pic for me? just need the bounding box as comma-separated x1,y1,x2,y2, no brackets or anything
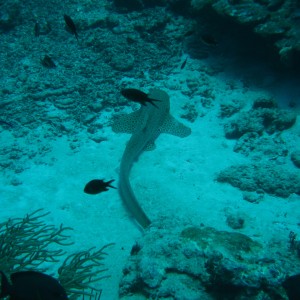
115,0,300,69
119,218,299,299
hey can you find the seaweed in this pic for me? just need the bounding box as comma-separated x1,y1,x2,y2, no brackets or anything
0,209,73,274
0,209,114,299
58,244,114,299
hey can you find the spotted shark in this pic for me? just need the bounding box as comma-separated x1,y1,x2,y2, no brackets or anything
112,89,191,228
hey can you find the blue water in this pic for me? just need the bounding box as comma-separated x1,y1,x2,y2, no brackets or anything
0,1,299,299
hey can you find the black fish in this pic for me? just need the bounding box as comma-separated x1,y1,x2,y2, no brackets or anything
121,88,161,109
84,179,116,195
0,270,68,300
180,57,188,69
63,14,78,41
283,273,300,300
34,21,40,37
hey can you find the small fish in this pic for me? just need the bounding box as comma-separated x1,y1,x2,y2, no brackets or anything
63,14,78,41
84,179,117,195
121,88,161,109
283,273,300,300
200,34,218,46
41,55,56,68
34,21,40,37
180,57,188,69
0,270,68,300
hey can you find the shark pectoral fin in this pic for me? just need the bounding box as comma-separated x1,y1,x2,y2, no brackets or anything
112,111,141,133
161,115,191,137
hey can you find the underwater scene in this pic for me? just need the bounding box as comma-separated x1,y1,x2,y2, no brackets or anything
0,0,300,299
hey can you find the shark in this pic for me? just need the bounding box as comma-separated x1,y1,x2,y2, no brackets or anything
112,88,191,229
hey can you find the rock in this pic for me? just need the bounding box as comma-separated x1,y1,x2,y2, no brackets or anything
88,102,103,113
81,114,96,125
226,214,245,229
212,1,268,24
89,133,107,143
183,0,300,68
243,192,264,204
217,163,300,198
224,106,297,139
252,97,277,109
219,101,241,118
181,103,198,122
10,177,22,186
224,112,264,139
291,150,300,168
119,218,295,299
264,109,296,133
233,132,288,158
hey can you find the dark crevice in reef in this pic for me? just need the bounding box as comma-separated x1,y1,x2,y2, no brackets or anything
184,7,283,70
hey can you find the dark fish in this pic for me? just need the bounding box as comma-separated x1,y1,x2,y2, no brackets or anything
34,22,40,37
41,55,56,68
63,14,78,41
180,57,188,69
121,88,161,109
200,34,218,46
283,273,300,300
0,270,68,300
84,179,116,195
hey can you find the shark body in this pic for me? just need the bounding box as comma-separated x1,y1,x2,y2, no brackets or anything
112,89,191,228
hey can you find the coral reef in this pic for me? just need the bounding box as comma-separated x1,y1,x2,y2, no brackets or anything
220,98,297,160
177,0,300,66
119,219,298,299
223,98,296,139
217,163,300,198
118,0,300,67
0,2,189,178
218,95,299,199
233,132,288,158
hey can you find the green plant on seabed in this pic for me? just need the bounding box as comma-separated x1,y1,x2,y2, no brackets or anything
59,245,114,300
0,209,114,299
